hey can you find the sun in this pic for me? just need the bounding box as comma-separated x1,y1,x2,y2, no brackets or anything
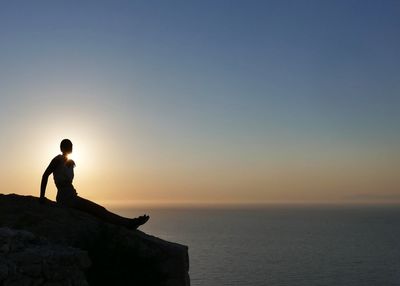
66,143,84,165
67,152,78,162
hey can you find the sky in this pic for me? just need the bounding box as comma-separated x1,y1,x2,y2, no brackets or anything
0,0,399,205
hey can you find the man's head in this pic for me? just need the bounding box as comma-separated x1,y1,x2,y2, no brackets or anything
60,139,73,155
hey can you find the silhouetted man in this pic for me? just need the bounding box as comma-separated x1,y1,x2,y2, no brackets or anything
40,139,149,229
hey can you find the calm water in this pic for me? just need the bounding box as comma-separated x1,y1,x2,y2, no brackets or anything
114,205,400,286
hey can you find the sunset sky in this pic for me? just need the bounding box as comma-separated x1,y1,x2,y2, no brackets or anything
0,1,399,205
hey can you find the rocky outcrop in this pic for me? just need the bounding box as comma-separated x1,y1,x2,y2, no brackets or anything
0,194,190,286
0,227,90,286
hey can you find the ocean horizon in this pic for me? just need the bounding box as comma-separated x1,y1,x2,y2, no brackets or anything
112,204,400,286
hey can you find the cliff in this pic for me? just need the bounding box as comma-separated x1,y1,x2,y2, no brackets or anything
0,194,190,286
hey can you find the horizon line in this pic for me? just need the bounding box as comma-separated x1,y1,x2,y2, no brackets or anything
99,199,400,209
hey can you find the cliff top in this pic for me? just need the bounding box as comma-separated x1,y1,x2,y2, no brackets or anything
0,193,190,286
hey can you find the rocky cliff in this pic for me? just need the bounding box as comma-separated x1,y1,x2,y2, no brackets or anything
0,194,190,286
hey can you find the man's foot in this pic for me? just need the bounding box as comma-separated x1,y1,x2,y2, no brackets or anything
129,214,150,229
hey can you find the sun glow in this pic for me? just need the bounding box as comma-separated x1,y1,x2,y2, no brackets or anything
67,150,80,164
38,133,97,176
65,139,93,172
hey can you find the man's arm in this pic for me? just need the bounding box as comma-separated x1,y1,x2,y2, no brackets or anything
40,158,58,202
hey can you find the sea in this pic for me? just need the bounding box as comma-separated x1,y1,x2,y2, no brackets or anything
113,205,400,286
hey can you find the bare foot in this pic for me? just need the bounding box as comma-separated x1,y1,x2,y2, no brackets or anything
129,214,150,229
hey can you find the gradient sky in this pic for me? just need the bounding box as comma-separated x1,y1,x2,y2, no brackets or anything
0,0,399,205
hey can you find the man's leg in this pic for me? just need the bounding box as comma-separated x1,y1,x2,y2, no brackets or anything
72,196,131,226
70,196,149,229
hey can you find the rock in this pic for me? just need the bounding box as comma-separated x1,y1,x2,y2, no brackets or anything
0,227,89,286
0,263,8,280
0,194,190,286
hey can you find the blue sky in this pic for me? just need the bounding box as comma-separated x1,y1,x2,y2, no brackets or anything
0,0,399,203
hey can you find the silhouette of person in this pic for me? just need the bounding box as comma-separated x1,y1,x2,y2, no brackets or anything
40,139,149,229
